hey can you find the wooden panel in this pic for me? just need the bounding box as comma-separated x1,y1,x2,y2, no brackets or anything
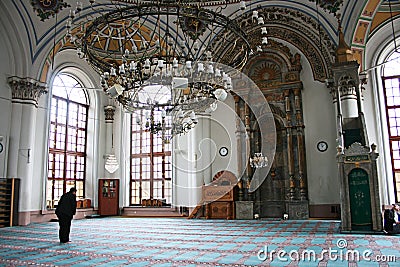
0,178,20,227
202,186,233,202
309,204,340,219
202,185,234,219
206,201,234,220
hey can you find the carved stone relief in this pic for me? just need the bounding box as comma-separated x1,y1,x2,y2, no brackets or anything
7,76,48,107
239,39,308,218
212,6,335,82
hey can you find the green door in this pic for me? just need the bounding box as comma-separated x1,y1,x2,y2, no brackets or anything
348,168,372,231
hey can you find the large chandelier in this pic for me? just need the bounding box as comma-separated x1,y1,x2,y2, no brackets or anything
65,0,265,140
250,152,268,168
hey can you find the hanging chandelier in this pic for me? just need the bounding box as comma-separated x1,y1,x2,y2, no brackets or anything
250,152,268,168
65,0,266,140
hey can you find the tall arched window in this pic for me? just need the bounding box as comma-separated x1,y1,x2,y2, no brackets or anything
47,73,89,208
382,50,400,202
130,110,172,206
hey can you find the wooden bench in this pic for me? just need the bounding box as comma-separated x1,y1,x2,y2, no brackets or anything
141,199,164,207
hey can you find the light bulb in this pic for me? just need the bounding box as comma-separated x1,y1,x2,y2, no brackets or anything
214,89,228,101
76,2,82,12
110,67,116,76
119,65,125,75
207,64,214,74
144,59,151,69
103,72,109,80
226,77,232,86
261,27,268,35
222,72,228,82
129,61,137,71
69,10,75,19
173,58,178,69
157,59,164,69
193,41,199,51
197,63,204,72
252,10,258,20
240,1,246,10
215,68,221,77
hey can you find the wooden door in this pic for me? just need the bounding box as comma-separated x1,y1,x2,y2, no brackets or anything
98,179,119,216
348,168,372,230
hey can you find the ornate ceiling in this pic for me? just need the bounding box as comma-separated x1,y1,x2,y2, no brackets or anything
1,0,398,81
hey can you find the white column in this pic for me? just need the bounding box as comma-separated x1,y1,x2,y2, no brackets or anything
197,114,212,185
187,127,198,207
173,134,191,207
341,97,358,118
7,77,47,225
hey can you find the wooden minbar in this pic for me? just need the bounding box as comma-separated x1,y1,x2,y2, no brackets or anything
203,171,236,219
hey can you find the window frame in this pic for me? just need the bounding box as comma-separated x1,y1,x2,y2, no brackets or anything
47,73,89,208
130,110,172,206
382,74,400,202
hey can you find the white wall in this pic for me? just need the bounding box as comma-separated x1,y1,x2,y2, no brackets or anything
301,52,341,205
0,1,23,178
210,95,239,180
173,95,239,207
0,23,12,178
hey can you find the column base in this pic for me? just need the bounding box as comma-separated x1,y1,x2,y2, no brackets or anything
235,201,254,219
18,211,31,226
288,200,309,220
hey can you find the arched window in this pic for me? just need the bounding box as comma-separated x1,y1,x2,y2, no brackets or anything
47,73,89,208
130,110,172,206
382,50,400,202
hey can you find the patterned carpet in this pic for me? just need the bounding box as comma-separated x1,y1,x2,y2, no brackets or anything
0,217,399,266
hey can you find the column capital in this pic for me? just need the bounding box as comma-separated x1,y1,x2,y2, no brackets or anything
104,105,116,122
8,76,47,107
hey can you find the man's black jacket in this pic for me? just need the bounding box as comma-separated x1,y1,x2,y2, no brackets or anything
55,192,76,218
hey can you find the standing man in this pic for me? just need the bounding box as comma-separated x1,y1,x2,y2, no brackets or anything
383,204,400,234
55,187,77,243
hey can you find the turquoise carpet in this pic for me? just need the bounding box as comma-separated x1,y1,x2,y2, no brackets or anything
0,218,399,266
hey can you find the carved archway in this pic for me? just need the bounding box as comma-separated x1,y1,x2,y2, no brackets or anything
213,6,335,82
234,39,309,219
211,170,237,185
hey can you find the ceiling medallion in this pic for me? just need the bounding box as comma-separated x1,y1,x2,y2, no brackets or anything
30,0,70,21
178,16,209,40
308,0,343,15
